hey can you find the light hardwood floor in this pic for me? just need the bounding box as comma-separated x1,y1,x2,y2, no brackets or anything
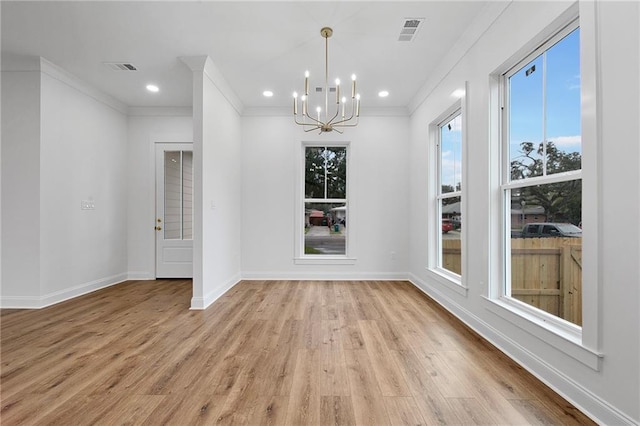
1,280,595,425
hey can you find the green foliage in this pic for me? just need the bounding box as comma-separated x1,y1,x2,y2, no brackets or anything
511,141,582,224
305,147,346,199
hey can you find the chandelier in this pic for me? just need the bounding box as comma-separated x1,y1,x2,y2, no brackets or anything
293,27,360,134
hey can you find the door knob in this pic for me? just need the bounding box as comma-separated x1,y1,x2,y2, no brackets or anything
155,226,162,231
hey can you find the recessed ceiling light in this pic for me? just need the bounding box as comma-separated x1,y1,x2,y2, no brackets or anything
263,90,274,97
378,90,389,98
451,88,465,98
146,84,159,93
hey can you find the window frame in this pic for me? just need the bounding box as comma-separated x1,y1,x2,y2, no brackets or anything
487,9,602,370
436,109,463,277
500,19,582,332
294,141,355,265
426,91,468,295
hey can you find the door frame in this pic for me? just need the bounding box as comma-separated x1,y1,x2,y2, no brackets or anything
152,136,193,278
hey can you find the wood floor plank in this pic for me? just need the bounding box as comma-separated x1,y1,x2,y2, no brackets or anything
446,397,494,425
285,349,321,425
358,320,411,397
0,279,596,426
320,395,357,426
141,393,226,425
384,396,427,426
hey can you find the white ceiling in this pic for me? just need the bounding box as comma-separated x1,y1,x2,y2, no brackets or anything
1,1,490,110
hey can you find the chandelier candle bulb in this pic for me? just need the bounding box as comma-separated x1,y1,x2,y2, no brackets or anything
293,92,298,115
351,74,356,98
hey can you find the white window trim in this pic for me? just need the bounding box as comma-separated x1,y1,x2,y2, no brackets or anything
426,87,469,296
294,141,356,265
488,5,602,370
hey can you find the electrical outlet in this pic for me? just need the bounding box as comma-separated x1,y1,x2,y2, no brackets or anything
81,200,95,210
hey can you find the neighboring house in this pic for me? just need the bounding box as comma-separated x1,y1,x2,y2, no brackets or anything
307,210,325,226
441,201,461,219
329,205,346,225
510,205,546,228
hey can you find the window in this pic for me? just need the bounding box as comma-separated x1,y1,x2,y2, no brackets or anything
164,150,193,240
502,22,582,326
303,145,348,256
436,111,463,277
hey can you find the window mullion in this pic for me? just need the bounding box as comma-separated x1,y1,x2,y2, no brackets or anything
542,51,548,176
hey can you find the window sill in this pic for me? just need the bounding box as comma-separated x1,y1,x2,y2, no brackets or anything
294,257,357,266
483,296,602,371
425,267,468,296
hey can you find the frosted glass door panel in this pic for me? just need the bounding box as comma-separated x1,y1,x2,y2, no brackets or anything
164,151,193,240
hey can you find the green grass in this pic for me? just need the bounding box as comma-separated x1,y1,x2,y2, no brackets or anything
304,246,323,254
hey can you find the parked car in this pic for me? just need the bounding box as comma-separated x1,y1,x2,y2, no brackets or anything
517,222,582,238
442,219,454,233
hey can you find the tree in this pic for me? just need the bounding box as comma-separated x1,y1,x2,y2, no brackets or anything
305,147,346,199
511,141,582,224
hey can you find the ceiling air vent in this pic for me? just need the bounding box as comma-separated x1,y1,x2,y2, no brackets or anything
315,87,337,93
103,62,138,71
398,18,425,42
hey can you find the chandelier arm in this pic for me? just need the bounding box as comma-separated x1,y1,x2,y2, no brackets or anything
334,122,359,128
330,114,355,126
302,110,323,126
330,102,357,126
326,107,341,125
304,126,321,133
333,117,360,128
294,116,309,125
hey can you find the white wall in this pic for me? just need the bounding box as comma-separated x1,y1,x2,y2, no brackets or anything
241,113,409,279
1,69,41,304
1,58,130,307
185,56,242,309
126,111,192,279
408,2,639,424
39,63,128,302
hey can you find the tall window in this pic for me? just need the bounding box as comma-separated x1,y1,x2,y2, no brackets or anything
303,145,347,256
502,22,582,326
436,111,463,276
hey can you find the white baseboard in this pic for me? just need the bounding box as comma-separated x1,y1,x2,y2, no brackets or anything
190,273,241,310
1,272,128,309
407,273,637,426
127,271,155,280
0,295,43,309
241,271,409,281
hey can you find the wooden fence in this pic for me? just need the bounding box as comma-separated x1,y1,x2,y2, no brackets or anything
442,237,582,326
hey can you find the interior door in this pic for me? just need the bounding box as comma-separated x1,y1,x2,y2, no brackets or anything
155,143,193,278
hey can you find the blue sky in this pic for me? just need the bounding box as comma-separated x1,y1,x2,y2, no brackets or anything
441,114,462,190
509,28,581,162
440,28,580,188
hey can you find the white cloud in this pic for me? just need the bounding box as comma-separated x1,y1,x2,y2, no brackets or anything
548,135,581,146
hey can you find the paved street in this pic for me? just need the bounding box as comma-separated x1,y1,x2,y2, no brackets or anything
442,230,461,240
305,225,346,254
